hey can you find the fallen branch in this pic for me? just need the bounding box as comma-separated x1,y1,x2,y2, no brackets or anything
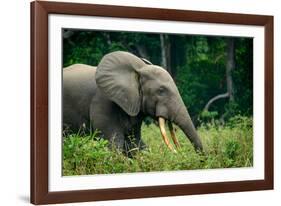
204,92,229,111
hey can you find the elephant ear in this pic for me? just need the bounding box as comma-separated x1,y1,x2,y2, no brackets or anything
96,51,146,116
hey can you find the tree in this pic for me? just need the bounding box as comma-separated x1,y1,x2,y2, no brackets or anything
160,34,172,74
204,38,235,112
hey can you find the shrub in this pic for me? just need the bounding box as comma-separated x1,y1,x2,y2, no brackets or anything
63,115,253,175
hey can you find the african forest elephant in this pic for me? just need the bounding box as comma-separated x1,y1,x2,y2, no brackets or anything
63,51,203,155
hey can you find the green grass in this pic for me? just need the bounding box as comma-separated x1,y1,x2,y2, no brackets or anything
63,116,253,176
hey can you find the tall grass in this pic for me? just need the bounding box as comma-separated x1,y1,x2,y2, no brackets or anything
63,115,253,176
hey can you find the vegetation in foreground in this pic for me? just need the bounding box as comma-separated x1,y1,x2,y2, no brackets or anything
63,115,253,176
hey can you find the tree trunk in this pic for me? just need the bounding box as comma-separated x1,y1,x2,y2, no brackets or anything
203,38,235,111
135,44,149,60
226,38,235,101
103,33,112,45
160,34,171,74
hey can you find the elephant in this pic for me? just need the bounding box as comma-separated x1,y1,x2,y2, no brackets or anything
63,51,203,155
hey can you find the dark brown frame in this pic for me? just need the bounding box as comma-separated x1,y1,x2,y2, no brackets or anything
31,1,274,204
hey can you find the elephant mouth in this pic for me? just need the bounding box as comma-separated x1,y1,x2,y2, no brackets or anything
158,117,181,153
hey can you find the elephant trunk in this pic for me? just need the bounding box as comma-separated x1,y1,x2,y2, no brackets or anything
173,105,203,152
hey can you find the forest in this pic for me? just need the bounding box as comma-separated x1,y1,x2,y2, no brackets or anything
62,29,253,175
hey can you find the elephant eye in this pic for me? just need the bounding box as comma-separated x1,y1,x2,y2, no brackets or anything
157,86,166,96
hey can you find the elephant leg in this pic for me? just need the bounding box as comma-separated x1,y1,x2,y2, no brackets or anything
132,126,147,151
124,123,147,157
108,132,125,151
124,132,138,156
89,97,126,151
97,128,125,151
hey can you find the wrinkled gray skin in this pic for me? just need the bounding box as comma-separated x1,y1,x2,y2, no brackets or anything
63,51,203,155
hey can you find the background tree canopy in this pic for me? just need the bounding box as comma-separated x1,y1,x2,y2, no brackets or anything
63,29,253,126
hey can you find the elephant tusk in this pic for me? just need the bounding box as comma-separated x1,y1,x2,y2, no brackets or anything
159,117,176,153
168,121,181,148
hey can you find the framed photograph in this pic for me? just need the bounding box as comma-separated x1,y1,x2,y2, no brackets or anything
30,1,274,204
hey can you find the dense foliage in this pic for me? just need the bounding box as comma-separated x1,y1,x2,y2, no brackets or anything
63,30,253,123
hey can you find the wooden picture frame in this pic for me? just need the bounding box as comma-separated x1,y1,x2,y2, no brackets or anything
31,1,274,204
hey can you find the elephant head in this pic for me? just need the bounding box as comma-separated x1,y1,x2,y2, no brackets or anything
96,51,203,152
